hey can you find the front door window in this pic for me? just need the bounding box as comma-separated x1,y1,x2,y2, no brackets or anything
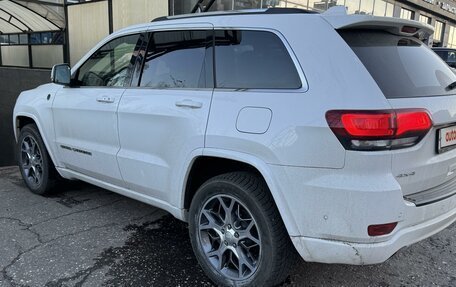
76,34,141,87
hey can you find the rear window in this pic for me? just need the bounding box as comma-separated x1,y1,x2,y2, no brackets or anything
340,30,456,98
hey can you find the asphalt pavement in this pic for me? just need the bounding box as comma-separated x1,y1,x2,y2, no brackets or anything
0,166,454,287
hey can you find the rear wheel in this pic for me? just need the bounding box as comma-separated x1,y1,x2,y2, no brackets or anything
189,172,297,287
17,124,57,195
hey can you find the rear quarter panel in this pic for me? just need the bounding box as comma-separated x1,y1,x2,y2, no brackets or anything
205,14,393,168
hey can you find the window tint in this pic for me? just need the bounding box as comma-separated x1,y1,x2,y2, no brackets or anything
434,50,456,63
41,32,52,44
434,50,447,60
30,33,41,44
214,30,301,89
140,30,212,89
0,35,7,44
129,34,149,87
19,34,28,44
9,34,18,44
340,30,456,99
447,51,456,63
77,34,141,87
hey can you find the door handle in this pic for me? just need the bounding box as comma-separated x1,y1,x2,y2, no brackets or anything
96,96,115,103
175,99,203,109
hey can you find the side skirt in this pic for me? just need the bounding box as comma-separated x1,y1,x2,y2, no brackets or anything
56,167,185,221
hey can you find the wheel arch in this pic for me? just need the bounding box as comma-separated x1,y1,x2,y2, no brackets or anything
15,115,36,141
15,113,60,171
182,148,300,236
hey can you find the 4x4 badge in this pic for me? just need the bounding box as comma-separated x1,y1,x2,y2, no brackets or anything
396,172,415,178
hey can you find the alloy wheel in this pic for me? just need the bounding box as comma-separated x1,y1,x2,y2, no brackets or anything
20,135,43,187
198,194,261,280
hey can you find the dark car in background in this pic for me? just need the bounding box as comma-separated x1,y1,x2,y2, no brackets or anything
433,48,456,68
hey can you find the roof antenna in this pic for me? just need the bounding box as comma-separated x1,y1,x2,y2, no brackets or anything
191,0,216,13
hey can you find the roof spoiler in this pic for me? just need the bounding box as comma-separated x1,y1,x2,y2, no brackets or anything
322,6,434,39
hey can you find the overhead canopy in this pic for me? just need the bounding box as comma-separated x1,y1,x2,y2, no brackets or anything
0,0,64,33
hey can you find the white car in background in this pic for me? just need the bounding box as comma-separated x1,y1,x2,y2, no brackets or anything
13,7,456,287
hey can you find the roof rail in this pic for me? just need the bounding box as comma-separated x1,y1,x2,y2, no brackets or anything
151,7,318,22
265,8,318,14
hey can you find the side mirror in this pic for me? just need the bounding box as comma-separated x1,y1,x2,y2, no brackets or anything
51,64,71,86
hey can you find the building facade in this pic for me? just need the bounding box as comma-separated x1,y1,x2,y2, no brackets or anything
0,0,455,69
170,0,455,47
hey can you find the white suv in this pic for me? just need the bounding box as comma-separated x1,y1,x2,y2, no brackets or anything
13,7,456,286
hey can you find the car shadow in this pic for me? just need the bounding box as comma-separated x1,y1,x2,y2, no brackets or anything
94,216,214,286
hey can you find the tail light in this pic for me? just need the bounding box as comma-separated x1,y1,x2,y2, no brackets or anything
326,109,432,151
401,26,418,34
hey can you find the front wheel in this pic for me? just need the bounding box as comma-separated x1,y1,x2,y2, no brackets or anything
189,172,297,287
17,124,56,195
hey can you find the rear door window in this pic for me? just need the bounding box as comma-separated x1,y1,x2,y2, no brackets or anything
214,30,302,89
339,30,456,98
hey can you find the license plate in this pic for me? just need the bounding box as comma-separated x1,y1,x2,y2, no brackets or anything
438,125,456,153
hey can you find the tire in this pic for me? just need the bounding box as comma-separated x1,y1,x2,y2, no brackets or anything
17,124,57,195
189,172,297,287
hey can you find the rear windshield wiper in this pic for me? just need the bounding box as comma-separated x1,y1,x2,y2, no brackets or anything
446,81,456,91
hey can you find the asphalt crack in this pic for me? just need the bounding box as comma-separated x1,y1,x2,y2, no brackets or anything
1,222,119,287
1,197,124,244
0,216,43,244
1,202,162,287
1,240,35,287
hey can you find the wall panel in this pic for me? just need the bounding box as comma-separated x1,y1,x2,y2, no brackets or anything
68,1,109,66
31,45,64,68
1,46,28,67
0,67,50,166
112,0,168,31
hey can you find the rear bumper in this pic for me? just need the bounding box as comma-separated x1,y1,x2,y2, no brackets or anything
291,197,456,265
268,161,456,265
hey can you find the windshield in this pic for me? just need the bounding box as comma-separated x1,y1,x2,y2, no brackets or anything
339,30,456,99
